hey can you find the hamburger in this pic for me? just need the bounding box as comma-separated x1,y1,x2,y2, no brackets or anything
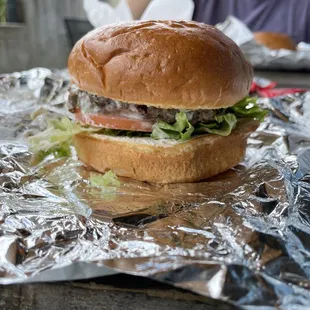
64,20,265,184
254,32,297,51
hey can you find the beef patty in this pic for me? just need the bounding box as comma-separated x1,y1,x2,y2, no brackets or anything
68,86,223,125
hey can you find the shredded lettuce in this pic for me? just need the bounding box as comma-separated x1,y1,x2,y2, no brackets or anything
34,142,72,162
28,117,99,155
89,170,120,188
151,112,236,140
195,113,237,136
151,97,267,141
151,111,194,141
89,171,120,200
230,97,268,121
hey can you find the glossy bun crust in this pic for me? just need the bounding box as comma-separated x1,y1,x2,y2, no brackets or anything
73,120,258,184
254,32,297,51
68,20,253,110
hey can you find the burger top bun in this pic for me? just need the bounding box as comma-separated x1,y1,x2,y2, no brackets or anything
68,20,253,110
254,32,297,51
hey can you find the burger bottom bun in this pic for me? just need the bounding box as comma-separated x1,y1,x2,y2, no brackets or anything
73,120,259,184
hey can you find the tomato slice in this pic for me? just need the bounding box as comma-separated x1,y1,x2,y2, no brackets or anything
75,111,154,132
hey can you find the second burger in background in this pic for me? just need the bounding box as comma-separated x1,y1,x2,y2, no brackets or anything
254,32,297,51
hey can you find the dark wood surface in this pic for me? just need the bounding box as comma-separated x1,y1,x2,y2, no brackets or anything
0,274,236,310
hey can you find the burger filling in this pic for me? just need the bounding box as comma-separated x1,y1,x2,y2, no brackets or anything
28,87,267,160
68,86,267,141
68,87,221,128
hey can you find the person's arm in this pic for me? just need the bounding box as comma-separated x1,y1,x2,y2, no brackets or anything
126,0,152,19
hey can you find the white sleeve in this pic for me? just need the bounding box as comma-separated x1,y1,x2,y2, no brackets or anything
83,0,132,28
140,0,194,21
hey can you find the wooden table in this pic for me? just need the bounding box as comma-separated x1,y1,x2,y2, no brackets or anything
1,71,309,310
1,274,235,310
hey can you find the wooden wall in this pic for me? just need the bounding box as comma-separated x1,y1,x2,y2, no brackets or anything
0,0,86,73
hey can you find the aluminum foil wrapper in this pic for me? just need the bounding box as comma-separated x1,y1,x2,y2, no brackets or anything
217,16,310,71
1,68,310,309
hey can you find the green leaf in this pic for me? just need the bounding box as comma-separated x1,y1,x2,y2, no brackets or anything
89,170,121,188
88,171,120,201
35,142,72,163
151,111,194,141
195,113,237,137
230,97,268,122
28,117,99,160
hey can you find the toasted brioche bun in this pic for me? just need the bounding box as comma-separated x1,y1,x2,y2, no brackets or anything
73,120,258,184
68,20,253,110
254,32,297,51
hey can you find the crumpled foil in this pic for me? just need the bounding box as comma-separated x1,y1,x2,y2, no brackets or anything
217,16,310,71
1,68,310,309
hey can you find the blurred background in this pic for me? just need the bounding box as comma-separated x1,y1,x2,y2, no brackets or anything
0,0,89,73
0,0,309,82
0,0,193,73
